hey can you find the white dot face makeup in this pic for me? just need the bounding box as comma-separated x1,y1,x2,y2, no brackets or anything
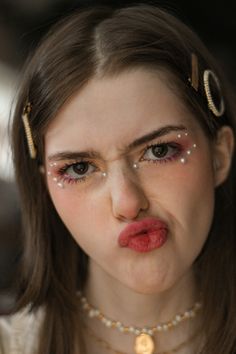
45,68,216,295
46,131,198,191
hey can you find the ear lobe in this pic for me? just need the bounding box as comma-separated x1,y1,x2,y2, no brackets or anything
213,126,234,187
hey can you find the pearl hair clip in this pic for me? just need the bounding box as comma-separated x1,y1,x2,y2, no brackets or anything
189,53,225,117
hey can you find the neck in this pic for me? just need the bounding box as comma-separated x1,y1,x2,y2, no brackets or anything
85,260,198,326
80,261,202,354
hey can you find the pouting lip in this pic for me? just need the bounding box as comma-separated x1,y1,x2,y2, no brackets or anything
118,217,168,247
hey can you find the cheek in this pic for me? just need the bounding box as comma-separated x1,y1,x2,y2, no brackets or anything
143,153,215,249
47,180,107,244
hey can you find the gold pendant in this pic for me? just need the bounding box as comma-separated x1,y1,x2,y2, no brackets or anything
134,333,155,354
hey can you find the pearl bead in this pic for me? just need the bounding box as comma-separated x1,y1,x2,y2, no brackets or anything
76,291,201,337
106,320,112,327
89,309,96,317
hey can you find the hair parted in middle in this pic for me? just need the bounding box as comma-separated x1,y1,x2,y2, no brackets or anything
12,4,236,354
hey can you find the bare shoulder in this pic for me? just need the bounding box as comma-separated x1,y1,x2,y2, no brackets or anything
0,306,44,354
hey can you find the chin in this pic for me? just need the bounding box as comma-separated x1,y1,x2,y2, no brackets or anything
122,272,173,295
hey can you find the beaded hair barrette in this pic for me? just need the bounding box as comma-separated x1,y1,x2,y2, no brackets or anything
22,53,225,159
189,53,225,117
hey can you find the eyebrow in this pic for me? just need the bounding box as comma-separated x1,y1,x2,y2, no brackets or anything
47,124,187,161
127,124,187,149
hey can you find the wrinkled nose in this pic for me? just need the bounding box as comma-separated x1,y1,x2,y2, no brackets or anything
108,168,149,221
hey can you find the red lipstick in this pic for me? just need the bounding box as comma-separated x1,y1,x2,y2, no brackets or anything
118,217,168,253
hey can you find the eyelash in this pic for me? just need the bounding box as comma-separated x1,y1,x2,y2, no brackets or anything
54,141,184,185
57,161,98,185
141,141,183,164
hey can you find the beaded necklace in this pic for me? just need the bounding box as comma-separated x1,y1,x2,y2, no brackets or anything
78,291,202,354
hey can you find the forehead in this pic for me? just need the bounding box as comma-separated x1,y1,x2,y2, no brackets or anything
45,69,199,156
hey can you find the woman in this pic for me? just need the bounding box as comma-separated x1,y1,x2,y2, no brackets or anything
0,4,235,354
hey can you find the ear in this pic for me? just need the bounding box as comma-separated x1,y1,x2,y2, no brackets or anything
212,126,234,187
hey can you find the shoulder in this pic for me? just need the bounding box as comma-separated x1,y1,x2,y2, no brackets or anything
0,306,44,354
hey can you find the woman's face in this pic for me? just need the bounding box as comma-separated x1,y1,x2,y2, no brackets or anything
45,69,216,294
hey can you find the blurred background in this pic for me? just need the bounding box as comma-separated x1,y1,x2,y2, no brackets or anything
0,0,235,313
1,0,235,178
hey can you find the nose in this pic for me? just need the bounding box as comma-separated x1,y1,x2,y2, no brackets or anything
108,167,149,221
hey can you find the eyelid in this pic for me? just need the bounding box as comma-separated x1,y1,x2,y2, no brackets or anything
141,139,180,154
58,160,97,174
139,140,184,162
49,136,188,173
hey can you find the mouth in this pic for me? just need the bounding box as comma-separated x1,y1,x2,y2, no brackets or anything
118,217,168,253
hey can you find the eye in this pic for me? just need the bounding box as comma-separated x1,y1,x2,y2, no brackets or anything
58,161,98,183
141,143,182,163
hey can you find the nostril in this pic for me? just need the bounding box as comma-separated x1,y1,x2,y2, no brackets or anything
110,178,149,221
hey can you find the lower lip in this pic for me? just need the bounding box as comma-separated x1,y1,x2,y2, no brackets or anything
127,229,167,253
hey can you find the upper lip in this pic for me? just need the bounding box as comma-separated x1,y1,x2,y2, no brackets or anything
118,217,168,247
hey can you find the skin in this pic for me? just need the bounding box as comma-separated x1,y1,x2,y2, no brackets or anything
44,69,233,352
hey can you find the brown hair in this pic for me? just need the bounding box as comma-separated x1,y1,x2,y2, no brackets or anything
12,4,236,353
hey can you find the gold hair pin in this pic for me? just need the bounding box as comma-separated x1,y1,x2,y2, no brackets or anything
22,101,37,159
190,53,199,91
